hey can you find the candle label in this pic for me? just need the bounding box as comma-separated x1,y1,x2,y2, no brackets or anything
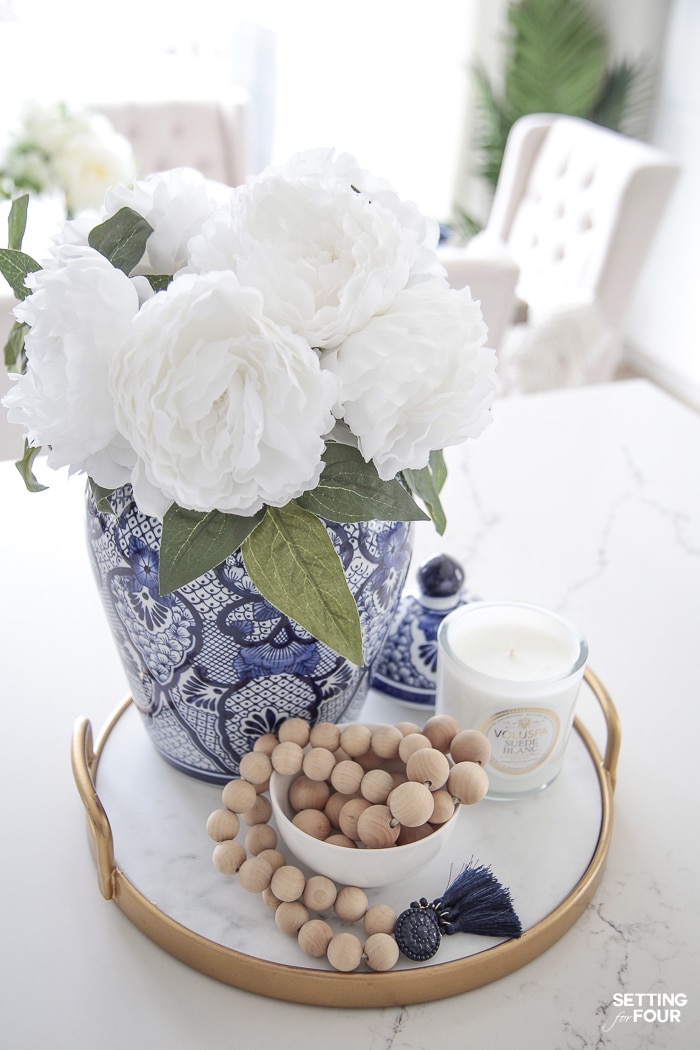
480,708,560,775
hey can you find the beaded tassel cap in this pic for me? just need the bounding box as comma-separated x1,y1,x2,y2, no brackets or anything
395,861,522,962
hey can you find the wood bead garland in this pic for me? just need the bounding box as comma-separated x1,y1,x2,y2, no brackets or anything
207,714,493,973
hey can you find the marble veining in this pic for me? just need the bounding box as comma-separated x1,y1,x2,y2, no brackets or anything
3,380,699,1048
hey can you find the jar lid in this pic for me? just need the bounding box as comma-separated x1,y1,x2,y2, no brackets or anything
369,555,470,709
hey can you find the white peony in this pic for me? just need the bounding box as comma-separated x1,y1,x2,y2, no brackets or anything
323,280,497,479
52,113,136,214
188,149,439,351
71,167,235,276
3,244,141,486
276,148,443,283
110,271,339,519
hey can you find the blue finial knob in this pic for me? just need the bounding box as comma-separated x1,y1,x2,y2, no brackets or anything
417,554,465,599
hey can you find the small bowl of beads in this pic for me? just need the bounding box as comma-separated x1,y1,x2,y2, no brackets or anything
266,717,490,888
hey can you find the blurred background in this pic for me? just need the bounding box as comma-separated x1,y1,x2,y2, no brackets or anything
0,0,696,410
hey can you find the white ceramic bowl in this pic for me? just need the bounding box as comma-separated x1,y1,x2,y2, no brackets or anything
269,769,460,888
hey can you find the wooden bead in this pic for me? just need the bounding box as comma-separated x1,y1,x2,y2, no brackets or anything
355,748,386,771
447,760,489,804
239,750,273,786
330,759,365,795
359,768,395,804
221,778,257,813
212,840,246,875
338,797,372,841
364,932,400,972
363,904,397,936
370,724,403,759
302,746,336,782
302,874,337,912
275,900,310,935
356,804,400,849
422,713,462,752
289,775,331,813
270,865,306,902
237,856,273,893
340,724,372,757
245,822,277,855
324,833,357,848
271,740,305,775
450,729,492,765
256,848,287,872
388,781,434,827
398,733,433,763
334,886,369,922
324,790,356,829
278,717,310,747
429,788,456,825
406,747,450,790
292,808,332,840
298,918,333,958
395,721,421,736
309,722,341,751
390,770,408,789
206,808,240,841
261,886,282,910
327,932,364,972
240,794,272,826
253,733,279,756
396,822,434,845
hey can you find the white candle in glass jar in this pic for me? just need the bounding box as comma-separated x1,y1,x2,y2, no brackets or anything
436,602,588,799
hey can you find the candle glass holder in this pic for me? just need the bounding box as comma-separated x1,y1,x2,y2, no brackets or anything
436,601,588,800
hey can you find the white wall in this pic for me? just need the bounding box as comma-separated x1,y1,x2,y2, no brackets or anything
622,0,700,409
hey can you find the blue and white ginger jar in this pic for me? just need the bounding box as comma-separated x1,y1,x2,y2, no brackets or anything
85,485,413,782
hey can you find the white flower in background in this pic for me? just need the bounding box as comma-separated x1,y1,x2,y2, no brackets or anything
0,100,136,214
51,112,136,214
99,167,234,276
188,149,440,351
110,272,339,519
323,280,497,479
4,244,140,486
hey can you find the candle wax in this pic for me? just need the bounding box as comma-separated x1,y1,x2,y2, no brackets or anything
448,618,580,682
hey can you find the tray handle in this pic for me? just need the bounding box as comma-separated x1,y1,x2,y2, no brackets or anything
71,716,116,900
583,666,621,791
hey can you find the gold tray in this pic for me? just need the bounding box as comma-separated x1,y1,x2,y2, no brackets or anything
71,667,619,1008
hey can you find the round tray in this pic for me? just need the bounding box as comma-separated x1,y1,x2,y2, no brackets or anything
71,667,619,1008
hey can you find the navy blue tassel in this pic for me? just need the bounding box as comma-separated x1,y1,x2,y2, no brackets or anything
394,861,522,962
437,861,522,939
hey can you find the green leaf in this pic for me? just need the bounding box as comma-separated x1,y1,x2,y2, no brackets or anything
145,274,173,292
0,247,41,300
8,194,29,251
159,503,264,595
15,441,47,492
241,503,364,665
88,478,117,514
296,442,430,524
88,207,153,276
4,320,28,372
402,454,448,536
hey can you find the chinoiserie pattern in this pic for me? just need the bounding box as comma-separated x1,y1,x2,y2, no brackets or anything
85,484,413,781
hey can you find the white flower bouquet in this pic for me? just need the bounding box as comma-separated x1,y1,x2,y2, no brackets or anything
0,151,497,663
0,100,136,215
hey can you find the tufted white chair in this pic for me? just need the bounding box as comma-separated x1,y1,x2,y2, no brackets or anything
92,93,250,185
439,241,519,353
478,113,680,392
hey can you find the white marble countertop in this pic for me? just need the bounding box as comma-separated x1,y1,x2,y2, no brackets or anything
1,379,698,1049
